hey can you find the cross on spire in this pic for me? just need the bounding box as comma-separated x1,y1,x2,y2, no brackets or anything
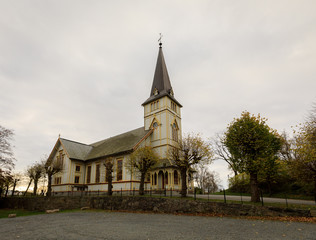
158,33,163,47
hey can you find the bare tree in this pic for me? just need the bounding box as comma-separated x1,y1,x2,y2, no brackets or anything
0,169,11,197
168,133,213,197
10,173,21,196
194,164,221,193
127,146,159,195
24,166,35,196
203,171,221,193
45,157,63,197
213,133,240,177
0,125,16,195
103,157,114,196
194,164,208,192
32,162,45,195
279,131,296,162
1,172,13,197
0,125,15,171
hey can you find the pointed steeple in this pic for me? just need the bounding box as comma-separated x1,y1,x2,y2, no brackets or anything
150,45,172,96
142,44,182,107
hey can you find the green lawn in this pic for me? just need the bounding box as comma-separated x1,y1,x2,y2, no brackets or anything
0,209,44,218
0,208,85,218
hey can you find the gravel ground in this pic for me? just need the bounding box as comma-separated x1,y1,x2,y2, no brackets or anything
0,211,315,240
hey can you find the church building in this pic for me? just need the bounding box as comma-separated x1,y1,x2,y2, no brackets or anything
47,43,193,194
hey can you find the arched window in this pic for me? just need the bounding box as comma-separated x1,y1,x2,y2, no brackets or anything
154,172,157,185
165,172,168,185
174,170,178,185
172,123,178,142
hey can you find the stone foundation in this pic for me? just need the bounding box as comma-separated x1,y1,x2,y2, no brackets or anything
0,196,311,217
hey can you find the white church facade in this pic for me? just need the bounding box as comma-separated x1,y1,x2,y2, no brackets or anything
47,43,194,194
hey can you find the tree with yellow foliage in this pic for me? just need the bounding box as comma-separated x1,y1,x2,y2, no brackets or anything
224,111,282,202
128,146,159,195
291,105,316,201
168,133,213,197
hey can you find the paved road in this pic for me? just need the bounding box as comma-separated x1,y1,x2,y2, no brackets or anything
1,211,315,240
188,194,316,206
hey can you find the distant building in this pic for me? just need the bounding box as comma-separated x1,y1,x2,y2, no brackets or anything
47,43,193,194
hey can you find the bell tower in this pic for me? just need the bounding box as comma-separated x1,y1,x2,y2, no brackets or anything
142,43,182,158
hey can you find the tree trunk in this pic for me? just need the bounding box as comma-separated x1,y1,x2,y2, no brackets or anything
47,174,52,197
314,176,316,203
180,169,187,198
33,179,38,195
106,168,113,196
267,180,272,197
24,179,32,196
250,173,260,202
107,178,112,196
5,185,9,197
11,180,17,197
139,172,145,195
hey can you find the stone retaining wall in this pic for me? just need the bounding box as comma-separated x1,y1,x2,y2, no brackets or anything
0,196,311,217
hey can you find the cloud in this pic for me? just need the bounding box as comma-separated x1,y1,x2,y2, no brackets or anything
1,0,316,188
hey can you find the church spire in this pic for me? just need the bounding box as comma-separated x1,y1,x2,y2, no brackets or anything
150,45,172,97
142,43,182,107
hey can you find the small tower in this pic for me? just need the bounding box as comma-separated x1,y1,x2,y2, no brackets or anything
142,43,182,158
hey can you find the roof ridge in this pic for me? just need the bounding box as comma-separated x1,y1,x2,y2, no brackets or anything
90,126,145,146
60,138,90,146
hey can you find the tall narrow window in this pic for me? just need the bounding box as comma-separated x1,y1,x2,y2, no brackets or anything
117,159,122,181
165,172,168,185
87,166,91,184
57,150,64,167
174,171,178,185
95,164,100,183
172,123,178,142
61,153,64,165
150,100,160,111
54,177,61,185
74,176,80,184
154,172,157,185
171,101,177,112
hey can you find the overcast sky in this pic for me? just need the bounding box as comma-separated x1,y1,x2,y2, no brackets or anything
1,0,316,188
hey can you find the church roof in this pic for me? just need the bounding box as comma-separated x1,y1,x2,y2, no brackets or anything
56,127,152,161
60,138,92,161
87,127,151,160
142,45,182,107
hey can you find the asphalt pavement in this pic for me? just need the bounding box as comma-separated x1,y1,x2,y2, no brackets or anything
189,194,316,206
1,211,315,240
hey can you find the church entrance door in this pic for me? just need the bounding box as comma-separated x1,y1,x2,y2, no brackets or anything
158,171,164,190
